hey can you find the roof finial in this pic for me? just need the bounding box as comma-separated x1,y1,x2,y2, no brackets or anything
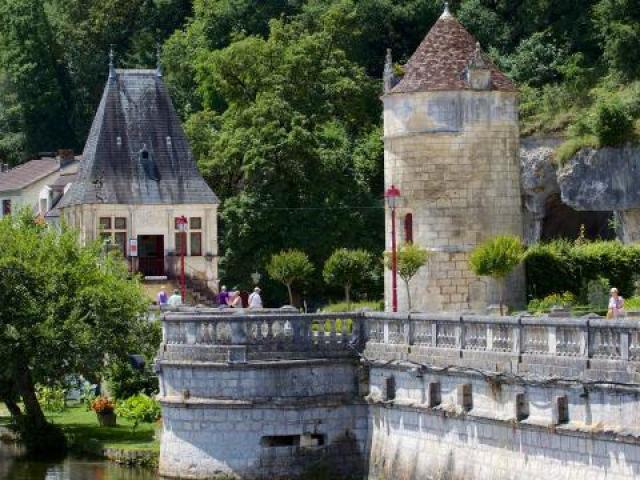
108,45,116,81
383,48,394,93
441,1,452,18
156,43,163,78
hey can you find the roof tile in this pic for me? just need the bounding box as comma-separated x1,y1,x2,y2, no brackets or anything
390,11,516,94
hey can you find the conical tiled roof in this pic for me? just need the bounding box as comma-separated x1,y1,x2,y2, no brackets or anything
390,7,515,94
60,69,218,207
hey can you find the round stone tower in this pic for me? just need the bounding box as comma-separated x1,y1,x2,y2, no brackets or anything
383,5,524,313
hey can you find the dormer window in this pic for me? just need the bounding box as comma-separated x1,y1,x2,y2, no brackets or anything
139,144,160,181
466,42,492,90
166,136,172,147
116,136,122,146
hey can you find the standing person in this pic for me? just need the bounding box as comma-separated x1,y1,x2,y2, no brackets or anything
157,286,168,309
608,288,625,318
168,289,183,308
248,287,263,309
217,285,229,307
229,289,243,308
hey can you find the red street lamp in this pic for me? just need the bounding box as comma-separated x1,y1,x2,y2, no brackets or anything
176,215,188,302
385,185,401,312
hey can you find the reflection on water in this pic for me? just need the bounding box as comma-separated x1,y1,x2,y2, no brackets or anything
1,442,158,480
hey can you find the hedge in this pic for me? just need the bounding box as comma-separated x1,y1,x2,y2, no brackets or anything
525,240,640,300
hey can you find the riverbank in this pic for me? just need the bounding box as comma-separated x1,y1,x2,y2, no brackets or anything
0,404,159,467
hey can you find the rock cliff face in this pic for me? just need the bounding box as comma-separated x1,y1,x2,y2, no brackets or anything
558,146,640,211
520,138,561,244
519,138,624,243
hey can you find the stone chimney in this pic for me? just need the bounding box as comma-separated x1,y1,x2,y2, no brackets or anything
57,149,75,168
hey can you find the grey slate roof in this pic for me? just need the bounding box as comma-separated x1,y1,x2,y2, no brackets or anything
59,69,218,207
0,159,59,193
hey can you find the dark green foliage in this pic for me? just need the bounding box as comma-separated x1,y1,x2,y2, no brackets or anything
525,240,640,300
105,361,159,401
591,96,635,145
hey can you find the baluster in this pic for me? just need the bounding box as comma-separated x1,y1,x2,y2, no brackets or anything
330,319,337,345
267,319,274,341
342,317,349,343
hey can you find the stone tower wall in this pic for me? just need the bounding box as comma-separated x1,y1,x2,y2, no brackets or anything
383,90,524,312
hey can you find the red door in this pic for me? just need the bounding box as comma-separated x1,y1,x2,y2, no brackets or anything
137,235,165,276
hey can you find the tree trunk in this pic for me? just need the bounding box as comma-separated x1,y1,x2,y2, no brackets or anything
345,284,351,311
4,399,22,418
404,279,412,312
286,283,294,307
15,366,47,429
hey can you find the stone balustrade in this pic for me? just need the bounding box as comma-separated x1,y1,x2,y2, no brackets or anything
161,310,363,361
362,312,640,362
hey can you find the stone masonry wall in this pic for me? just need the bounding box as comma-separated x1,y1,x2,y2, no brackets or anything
383,90,524,313
158,358,370,479
367,365,640,480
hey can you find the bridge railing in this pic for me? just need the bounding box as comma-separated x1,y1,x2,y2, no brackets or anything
362,312,640,361
162,309,362,353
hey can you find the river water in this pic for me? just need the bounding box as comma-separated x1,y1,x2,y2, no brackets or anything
1,443,157,480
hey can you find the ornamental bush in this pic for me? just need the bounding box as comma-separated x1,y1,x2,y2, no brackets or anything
116,393,161,431
525,240,640,301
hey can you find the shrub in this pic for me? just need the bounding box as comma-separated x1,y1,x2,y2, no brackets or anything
105,359,158,400
35,385,67,413
323,249,373,308
527,292,576,314
91,396,115,414
525,240,640,300
591,96,634,146
116,393,161,431
469,235,525,314
586,276,610,307
321,300,383,313
384,243,432,312
267,249,314,306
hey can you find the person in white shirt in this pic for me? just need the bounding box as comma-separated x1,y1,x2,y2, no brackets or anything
168,289,183,308
248,287,263,309
608,288,624,318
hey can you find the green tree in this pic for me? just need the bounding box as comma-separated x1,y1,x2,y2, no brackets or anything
469,235,525,315
385,243,431,312
267,249,314,306
323,248,373,308
0,210,150,454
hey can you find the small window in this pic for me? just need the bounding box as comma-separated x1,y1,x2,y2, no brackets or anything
384,376,396,401
190,232,202,256
457,383,472,411
427,382,441,408
114,217,127,230
175,233,186,254
190,217,202,230
141,150,149,160
553,395,569,425
99,217,111,230
404,213,413,244
2,199,11,215
114,232,127,256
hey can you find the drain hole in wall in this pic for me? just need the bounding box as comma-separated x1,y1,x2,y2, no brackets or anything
261,435,300,447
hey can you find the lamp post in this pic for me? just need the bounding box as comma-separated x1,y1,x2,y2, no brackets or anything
385,185,401,312
176,215,188,301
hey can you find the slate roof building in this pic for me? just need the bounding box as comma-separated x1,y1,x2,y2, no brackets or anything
0,150,79,223
382,4,524,312
60,59,219,288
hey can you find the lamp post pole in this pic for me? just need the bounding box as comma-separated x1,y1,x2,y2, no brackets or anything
177,215,188,302
385,185,401,312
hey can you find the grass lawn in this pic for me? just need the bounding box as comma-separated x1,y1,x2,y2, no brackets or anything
46,404,159,453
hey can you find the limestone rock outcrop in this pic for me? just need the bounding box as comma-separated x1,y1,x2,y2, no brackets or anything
558,146,640,211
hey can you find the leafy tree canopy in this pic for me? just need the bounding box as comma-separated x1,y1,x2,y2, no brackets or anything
0,211,151,453
267,249,314,305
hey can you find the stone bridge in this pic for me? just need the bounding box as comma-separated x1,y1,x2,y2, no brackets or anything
157,309,640,479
